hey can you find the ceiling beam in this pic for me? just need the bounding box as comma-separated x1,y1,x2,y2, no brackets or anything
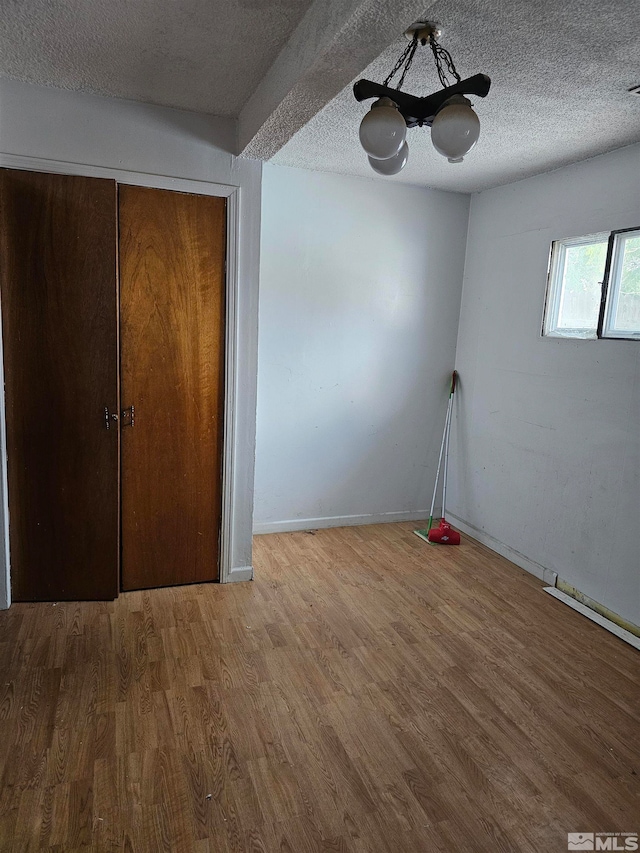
238,0,435,160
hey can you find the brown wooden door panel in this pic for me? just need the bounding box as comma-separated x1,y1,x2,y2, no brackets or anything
119,185,225,591
0,169,119,601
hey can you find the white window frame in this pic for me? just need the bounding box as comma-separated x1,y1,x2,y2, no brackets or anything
543,227,640,341
599,228,640,341
543,233,609,339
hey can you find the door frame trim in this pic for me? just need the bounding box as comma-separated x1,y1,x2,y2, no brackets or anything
0,153,247,602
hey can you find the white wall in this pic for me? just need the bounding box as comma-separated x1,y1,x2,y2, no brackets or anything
450,144,640,626
0,78,263,606
254,163,469,532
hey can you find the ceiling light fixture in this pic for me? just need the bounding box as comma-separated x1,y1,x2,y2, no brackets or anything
354,22,491,175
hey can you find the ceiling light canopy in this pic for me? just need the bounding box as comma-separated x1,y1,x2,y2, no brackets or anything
354,22,491,176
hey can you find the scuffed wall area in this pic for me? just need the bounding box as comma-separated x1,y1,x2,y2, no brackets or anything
450,144,640,626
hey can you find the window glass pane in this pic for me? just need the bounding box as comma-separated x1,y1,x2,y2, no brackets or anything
556,240,607,330
610,233,640,334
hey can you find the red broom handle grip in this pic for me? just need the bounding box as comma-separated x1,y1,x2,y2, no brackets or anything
450,370,458,396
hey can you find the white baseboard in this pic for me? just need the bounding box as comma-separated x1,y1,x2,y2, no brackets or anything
544,587,640,651
225,565,253,583
253,509,432,536
446,513,558,586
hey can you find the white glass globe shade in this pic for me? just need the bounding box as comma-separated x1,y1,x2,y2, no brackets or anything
368,141,409,176
359,98,407,161
431,97,480,163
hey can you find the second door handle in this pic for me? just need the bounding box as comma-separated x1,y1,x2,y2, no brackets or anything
121,405,135,428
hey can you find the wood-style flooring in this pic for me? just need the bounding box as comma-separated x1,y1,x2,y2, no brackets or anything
0,522,638,851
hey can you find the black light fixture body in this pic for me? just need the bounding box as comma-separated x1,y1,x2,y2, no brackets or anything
353,73,491,128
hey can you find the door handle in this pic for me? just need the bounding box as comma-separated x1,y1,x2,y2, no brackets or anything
121,405,135,427
104,406,118,430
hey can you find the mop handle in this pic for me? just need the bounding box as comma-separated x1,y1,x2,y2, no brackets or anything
429,382,454,520
442,372,457,519
442,396,451,520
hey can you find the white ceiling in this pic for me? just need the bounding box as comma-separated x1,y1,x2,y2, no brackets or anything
0,0,315,116
2,0,639,192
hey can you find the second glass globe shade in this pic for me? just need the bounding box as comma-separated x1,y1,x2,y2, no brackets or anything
430,96,480,163
359,98,407,161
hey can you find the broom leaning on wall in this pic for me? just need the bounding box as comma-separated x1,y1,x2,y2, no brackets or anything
414,371,461,546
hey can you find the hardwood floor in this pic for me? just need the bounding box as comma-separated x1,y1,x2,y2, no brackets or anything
0,522,638,851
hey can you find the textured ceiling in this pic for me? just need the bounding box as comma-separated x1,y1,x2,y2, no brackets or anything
0,0,314,116
273,0,640,192
3,0,640,191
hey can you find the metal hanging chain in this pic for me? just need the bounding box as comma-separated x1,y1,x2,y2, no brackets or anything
383,34,419,89
428,34,461,89
382,31,461,93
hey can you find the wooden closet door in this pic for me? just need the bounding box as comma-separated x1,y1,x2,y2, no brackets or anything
0,169,119,601
119,186,226,591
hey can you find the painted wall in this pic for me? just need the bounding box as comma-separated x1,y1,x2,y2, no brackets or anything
450,143,640,626
254,163,469,532
0,78,262,607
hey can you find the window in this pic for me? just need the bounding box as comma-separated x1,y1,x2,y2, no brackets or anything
601,230,640,339
543,227,640,340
